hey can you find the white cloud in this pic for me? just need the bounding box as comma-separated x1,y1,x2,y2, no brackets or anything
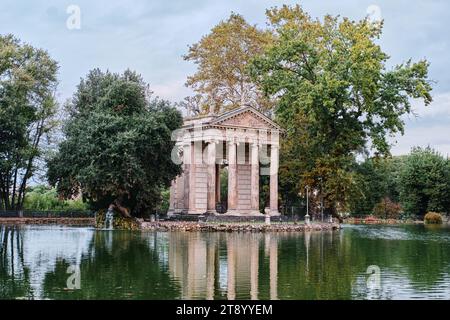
391,124,450,156
410,93,450,118
151,79,192,102
391,92,450,156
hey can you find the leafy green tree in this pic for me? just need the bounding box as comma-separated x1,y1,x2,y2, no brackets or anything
0,34,58,210
183,13,273,114
47,69,182,217
250,5,433,217
350,156,404,215
399,147,450,216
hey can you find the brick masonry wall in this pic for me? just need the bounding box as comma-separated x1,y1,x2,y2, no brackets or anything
176,174,185,210
237,164,251,210
195,164,208,210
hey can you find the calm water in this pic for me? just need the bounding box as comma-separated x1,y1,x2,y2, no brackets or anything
1,224,450,300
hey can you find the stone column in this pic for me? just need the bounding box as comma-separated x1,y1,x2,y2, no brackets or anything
215,164,221,204
183,142,191,213
188,141,196,214
227,142,237,213
269,145,280,216
250,143,260,215
206,141,216,214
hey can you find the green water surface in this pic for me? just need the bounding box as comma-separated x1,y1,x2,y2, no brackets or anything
1,224,450,300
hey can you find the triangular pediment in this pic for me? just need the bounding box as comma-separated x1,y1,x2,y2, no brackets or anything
211,106,282,131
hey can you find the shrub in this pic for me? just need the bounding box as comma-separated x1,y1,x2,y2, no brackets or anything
24,185,88,211
424,212,443,224
372,197,403,219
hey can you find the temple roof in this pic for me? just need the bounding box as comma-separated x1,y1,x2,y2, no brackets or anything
183,106,282,131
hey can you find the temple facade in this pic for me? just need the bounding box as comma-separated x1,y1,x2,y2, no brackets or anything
168,106,282,216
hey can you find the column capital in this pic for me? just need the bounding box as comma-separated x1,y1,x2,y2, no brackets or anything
182,140,192,147
205,138,218,144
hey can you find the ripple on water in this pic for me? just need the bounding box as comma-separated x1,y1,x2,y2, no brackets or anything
343,224,450,242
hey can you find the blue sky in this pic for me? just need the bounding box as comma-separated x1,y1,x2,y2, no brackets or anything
1,0,449,156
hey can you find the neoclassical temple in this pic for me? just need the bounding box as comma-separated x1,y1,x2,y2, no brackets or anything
168,106,282,216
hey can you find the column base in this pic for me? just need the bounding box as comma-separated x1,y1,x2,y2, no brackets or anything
187,210,205,215
205,210,218,216
270,210,281,216
169,209,185,215
224,209,264,216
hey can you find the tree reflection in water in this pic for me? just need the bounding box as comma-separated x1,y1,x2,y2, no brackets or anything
2,224,450,300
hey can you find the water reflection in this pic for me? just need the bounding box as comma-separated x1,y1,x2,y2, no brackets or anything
0,226,93,299
164,231,353,299
2,224,450,299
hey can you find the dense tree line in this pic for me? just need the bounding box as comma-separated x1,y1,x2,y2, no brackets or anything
0,35,58,210
22,185,87,211
1,35,182,216
349,147,450,217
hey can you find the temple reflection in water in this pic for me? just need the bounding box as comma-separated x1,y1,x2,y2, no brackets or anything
4,225,448,300
166,232,281,300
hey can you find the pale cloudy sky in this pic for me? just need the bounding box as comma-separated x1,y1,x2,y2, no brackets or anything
1,0,449,156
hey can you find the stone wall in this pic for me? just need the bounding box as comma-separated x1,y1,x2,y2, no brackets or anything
237,164,251,210
194,164,207,211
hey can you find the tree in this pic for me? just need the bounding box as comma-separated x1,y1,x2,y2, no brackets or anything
183,13,273,115
250,5,433,218
398,147,450,217
47,69,183,217
0,34,58,210
350,156,404,215
372,197,403,219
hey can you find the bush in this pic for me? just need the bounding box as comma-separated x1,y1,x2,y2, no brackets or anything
372,197,403,219
24,185,88,211
424,212,443,224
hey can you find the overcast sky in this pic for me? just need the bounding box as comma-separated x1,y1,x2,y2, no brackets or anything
1,0,449,156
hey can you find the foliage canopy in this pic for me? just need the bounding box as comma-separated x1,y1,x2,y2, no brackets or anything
47,69,182,217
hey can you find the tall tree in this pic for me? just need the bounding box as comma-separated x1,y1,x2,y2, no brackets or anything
47,69,182,217
183,13,273,115
0,34,58,210
349,156,404,215
250,5,433,218
399,147,450,217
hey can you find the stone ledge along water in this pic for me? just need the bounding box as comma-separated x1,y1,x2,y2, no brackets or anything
139,221,341,232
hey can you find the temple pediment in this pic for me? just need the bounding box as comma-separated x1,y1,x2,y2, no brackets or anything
210,106,282,131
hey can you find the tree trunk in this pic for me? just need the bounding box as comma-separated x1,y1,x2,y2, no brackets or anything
330,206,343,223
17,119,45,210
111,200,132,218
